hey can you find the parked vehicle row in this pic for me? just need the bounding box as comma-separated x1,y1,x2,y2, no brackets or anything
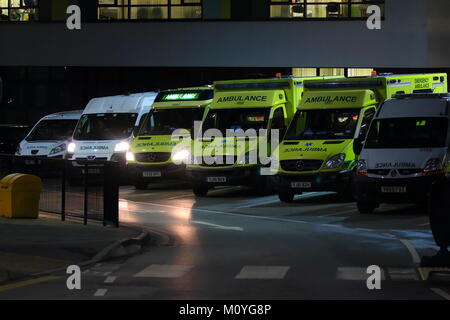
8,72,449,213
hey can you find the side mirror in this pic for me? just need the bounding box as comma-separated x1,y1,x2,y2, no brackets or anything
353,136,364,155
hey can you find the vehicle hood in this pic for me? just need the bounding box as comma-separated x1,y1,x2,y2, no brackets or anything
19,140,67,156
131,135,189,153
361,148,448,170
278,139,353,162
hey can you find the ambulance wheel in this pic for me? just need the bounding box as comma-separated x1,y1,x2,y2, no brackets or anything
357,201,378,214
134,182,148,190
279,191,295,203
193,185,209,197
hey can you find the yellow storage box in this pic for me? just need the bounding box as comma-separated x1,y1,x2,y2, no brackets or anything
0,174,43,219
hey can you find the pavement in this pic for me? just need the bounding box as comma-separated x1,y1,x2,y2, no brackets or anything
0,182,449,300
0,213,141,284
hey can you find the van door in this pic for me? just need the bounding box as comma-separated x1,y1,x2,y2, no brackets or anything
269,107,287,155
357,107,376,141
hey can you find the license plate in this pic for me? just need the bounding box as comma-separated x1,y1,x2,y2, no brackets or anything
207,177,226,183
381,186,407,193
291,182,312,188
24,160,35,165
82,168,101,174
143,171,162,178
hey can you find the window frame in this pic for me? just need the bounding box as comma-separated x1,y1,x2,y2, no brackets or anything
0,0,38,22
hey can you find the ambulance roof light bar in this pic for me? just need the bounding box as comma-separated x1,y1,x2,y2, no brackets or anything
304,80,383,89
215,82,290,90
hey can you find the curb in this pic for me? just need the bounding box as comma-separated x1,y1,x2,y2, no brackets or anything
30,230,151,278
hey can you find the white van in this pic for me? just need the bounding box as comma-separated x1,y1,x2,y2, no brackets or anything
16,110,83,159
67,92,158,174
353,93,450,213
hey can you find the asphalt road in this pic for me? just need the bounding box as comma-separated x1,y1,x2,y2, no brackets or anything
1,181,449,300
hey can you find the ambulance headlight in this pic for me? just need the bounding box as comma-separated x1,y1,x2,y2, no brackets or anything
126,151,136,162
172,149,190,164
67,142,76,153
324,154,345,169
114,141,130,152
423,158,442,173
49,144,66,155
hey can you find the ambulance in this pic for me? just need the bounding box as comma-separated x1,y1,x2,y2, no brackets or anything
353,93,450,213
16,110,83,160
126,87,213,189
275,73,448,202
187,76,342,197
66,92,158,181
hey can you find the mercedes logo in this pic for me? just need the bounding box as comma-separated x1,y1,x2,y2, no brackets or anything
296,160,304,170
148,153,157,161
390,170,397,177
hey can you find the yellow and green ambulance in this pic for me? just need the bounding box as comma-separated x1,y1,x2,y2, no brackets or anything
274,73,448,202
186,76,342,197
126,87,213,189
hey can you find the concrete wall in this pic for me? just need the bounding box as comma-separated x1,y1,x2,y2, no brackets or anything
0,0,448,68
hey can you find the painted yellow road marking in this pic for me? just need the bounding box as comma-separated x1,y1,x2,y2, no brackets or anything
0,275,61,292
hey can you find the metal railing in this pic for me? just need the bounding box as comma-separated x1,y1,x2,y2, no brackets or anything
0,154,119,227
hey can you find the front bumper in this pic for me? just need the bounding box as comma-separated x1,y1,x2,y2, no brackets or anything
275,170,354,193
353,175,442,204
127,163,186,182
186,166,262,187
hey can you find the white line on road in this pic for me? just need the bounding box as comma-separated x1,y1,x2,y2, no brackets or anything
336,267,386,281
104,276,117,284
191,220,244,231
235,266,290,279
399,239,421,264
94,289,108,297
319,209,356,217
419,222,430,227
430,288,450,300
166,194,194,200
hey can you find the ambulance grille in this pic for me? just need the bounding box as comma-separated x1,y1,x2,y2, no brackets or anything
135,152,171,163
196,156,237,167
280,160,323,172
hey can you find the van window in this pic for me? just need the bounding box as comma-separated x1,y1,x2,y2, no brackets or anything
365,117,448,149
285,109,359,140
74,113,138,141
26,120,78,141
271,108,285,130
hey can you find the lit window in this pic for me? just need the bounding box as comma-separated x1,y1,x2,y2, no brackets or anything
98,0,202,21
0,0,38,22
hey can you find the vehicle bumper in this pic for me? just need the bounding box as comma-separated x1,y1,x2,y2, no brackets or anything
353,175,442,204
127,163,186,182
186,166,262,187
275,170,353,193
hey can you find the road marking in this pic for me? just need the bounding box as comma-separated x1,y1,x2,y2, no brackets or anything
191,220,244,232
94,289,108,297
336,267,386,280
166,194,193,200
103,272,111,276
430,288,450,300
235,266,290,280
356,228,373,232
382,233,396,238
388,268,419,280
419,222,430,227
0,275,61,292
399,239,421,264
320,209,356,217
134,264,193,278
104,276,116,284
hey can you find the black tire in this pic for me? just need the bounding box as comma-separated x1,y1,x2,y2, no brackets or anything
357,201,378,214
193,185,208,197
429,179,450,249
279,191,295,203
134,181,148,190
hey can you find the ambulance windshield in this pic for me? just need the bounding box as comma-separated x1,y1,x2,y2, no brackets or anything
365,117,448,149
285,109,360,140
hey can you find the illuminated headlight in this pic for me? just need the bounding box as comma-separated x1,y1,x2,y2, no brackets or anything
49,144,66,155
126,151,136,162
324,154,345,169
423,158,442,173
114,141,130,152
15,145,22,155
172,149,190,164
67,142,76,153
